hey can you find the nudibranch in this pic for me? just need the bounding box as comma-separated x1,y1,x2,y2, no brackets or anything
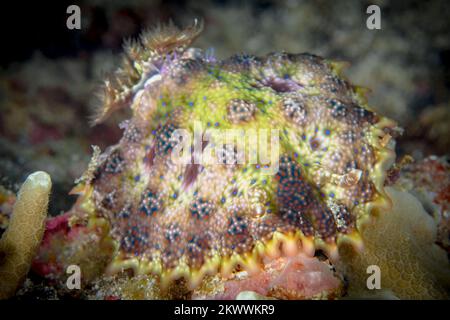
70,20,400,289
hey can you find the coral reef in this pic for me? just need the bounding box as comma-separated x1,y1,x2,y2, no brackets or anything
0,53,123,214
0,186,15,231
337,186,450,299
416,105,450,153
0,171,51,299
400,105,450,158
396,156,450,253
0,2,448,299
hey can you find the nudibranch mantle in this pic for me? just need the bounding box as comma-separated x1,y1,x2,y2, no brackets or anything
72,21,400,289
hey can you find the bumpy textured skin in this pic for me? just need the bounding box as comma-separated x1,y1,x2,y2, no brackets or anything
0,171,51,299
72,22,399,289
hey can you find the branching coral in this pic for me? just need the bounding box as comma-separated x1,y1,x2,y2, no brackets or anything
337,186,450,299
0,171,51,299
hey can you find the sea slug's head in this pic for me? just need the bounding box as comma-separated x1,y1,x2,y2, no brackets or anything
75,21,401,290
93,19,204,124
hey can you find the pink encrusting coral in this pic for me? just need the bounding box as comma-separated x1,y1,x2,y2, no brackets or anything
193,254,342,299
32,213,83,277
33,211,115,285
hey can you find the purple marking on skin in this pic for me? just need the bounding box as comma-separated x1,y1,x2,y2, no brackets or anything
182,139,209,190
262,76,303,92
182,164,200,190
144,144,156,167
